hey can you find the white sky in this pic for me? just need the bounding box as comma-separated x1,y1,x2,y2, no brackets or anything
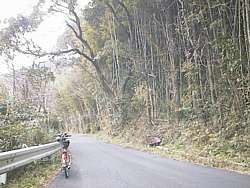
0,0,91,74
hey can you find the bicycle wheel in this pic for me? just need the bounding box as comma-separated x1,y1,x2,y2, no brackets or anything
64,167,69,178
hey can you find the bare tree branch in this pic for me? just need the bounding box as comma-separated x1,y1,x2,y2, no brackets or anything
69,8,95,58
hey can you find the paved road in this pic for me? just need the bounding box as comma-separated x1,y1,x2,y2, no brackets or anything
49,135,250,188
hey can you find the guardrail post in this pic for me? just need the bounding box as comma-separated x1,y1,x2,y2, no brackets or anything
0,173,7,185
0,151,6,185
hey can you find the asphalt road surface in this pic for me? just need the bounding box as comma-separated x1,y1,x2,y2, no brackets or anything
49,135,250,188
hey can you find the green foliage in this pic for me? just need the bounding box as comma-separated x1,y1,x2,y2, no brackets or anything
0,123,53,152
5,0,246,174
0,79,58,186
3,155,60,188
0,70,57,152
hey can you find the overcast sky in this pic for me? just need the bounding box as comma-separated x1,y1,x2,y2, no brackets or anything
0,0,91,74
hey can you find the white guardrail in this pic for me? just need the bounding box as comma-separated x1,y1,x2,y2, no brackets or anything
0,142,60,175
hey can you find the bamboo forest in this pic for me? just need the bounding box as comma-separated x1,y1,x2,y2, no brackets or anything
0,0,249,187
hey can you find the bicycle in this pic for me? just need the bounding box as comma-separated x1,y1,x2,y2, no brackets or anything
56,133,72,178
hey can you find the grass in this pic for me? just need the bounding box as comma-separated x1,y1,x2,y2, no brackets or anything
1,154,60,188
94,131,250,175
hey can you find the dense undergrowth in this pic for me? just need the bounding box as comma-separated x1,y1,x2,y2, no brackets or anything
95,118,250,174
0,123,59,188
50,1,250,175
1,0,249,185
0,99,61,186
0,123,54,152
1,155,60,188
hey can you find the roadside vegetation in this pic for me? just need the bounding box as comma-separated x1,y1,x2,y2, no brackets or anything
48,0,249,173
0,73,61,187
0,58,61,186
1,155,60,188
48,0,250,172
0,0,249,184
95,130,249,174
